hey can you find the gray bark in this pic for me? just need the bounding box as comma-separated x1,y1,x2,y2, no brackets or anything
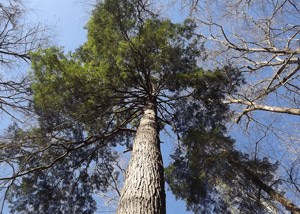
117,101,166,214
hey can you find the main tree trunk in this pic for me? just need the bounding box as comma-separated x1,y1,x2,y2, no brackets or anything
117,101,166,214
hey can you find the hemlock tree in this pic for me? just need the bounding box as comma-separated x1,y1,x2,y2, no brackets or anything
1,0,280,213
165,129,300,213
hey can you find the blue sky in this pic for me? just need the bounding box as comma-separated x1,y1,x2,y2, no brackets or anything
26,0,191,213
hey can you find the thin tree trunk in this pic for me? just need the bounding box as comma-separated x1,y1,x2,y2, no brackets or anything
117,101,166,214
230,159,300,214
245,169,300,214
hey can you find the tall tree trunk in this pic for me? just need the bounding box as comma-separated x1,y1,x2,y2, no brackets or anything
117,100,166,214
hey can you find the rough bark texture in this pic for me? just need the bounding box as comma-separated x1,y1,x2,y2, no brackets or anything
117,101,166,214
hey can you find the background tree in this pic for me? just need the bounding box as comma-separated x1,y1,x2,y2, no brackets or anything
169,0,300,212
0,0,48,117
165,127,300,213
0,1,48,212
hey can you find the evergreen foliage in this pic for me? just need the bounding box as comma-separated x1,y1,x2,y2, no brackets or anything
165,129,279,213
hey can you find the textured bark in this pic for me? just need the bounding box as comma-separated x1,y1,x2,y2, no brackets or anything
117,101,166,214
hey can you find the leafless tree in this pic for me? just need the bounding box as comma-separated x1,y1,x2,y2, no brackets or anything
177,0,300,213
0,1,49,212
179,0,300,117
94,155,128,213
0,0,49,119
